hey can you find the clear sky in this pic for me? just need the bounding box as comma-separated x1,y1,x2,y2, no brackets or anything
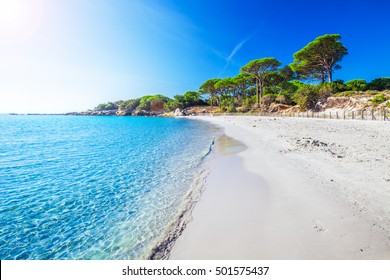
0,0,389,113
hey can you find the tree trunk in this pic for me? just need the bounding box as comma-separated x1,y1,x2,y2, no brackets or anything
256,80,259,107
321,71,326,83
259,80,263,111
327,68,333,83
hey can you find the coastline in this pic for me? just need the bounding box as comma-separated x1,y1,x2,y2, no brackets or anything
169,116,390,259
144,126,221,260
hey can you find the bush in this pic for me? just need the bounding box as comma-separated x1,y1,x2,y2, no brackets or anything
333,91,363,97
94,102,118,111
371,94,389,105
220,96,235,108
226,105,237,112
242,95,256,110
119,98,141,110
317,83,333,98
331,79,347,93
275,95,288,104
366,90,380,96
367,78,390,91
292,84,318,110
262,95,275,107
345,79,367,91
182,91,204,107
136,95,170,111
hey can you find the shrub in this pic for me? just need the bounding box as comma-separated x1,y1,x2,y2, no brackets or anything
226,105,237,113
94,102,118,111
275,95,287,104
366,90,380,96
371,94,389,105
345,79,367,91
136,95,170,111
317,83,333,98
367,78,390,91
331,79,347,93
333,91,363,97
119,98,141,110
262,95,275,107
220,96,235,110
242,95,256,110
292,84,318,110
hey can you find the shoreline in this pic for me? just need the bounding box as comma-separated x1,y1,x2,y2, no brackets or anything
144,126,222,260
169,116,390,259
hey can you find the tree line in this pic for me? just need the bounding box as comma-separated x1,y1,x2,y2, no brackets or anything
95,34,390,113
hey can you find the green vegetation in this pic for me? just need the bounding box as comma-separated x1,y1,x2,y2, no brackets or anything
371,94,389,105
345,79,367,91
367,78,390,91
95,92,204,114
165,91,205,110
241,57,282,108
292,84,318,110
93,34,390,114
94,101,122,111
291,34,348,83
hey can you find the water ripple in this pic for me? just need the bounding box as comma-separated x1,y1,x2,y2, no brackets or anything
0,115,219,259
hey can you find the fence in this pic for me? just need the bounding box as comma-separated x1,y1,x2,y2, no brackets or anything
201,109,389,121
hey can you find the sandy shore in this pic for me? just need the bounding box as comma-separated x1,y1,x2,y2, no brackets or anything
169,116,390,259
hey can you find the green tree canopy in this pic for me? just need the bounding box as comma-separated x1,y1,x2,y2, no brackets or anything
240,57,281,109
137,95,169,111
291,34,348,83
345,79,367,91
232,73,254,100
94,102,118,111
367,78,390,91
199,78,221,108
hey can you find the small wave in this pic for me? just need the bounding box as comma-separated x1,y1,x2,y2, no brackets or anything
145,137,218,260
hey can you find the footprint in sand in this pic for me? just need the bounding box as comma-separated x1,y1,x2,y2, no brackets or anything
312,220,327,233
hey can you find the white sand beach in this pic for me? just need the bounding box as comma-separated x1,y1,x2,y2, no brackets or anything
169,116,390,259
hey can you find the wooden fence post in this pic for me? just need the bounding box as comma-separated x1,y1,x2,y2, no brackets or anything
361,110,364,120
352,111,354,119
372,109,376,120
385,109,388,121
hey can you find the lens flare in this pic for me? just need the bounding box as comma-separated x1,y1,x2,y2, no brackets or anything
0,0,42,42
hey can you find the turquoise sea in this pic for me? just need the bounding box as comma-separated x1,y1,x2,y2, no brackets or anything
0,115,219,259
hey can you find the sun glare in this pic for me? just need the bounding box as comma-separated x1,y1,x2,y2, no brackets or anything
0,0,41,42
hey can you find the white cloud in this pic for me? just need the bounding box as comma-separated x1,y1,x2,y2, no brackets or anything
226,39,248,61
218,26,263,76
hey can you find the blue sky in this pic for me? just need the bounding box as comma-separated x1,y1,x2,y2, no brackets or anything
0,0,389,113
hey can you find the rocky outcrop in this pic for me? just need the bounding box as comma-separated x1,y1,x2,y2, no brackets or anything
64,110,117,116
173,108,184,116
116,108,134,116
66,108,166,116
131,109,165,116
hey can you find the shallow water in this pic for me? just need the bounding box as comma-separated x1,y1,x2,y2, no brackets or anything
0,115,219,259
215,134,247,155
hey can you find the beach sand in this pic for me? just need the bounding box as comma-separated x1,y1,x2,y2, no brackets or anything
169,116,390,259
